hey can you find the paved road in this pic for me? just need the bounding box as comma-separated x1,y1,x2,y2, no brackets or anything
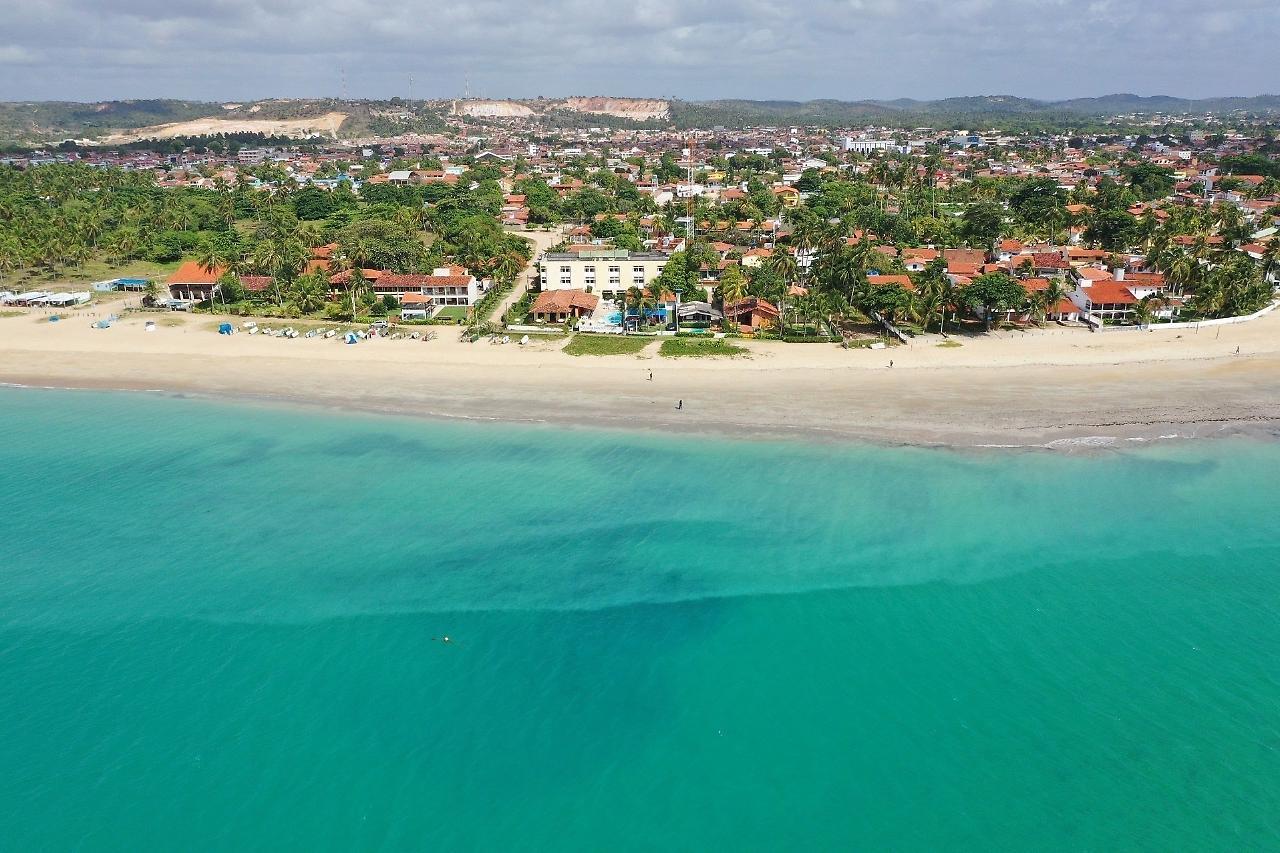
490,227,563,324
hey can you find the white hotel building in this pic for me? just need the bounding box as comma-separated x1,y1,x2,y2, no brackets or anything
538,250,670,301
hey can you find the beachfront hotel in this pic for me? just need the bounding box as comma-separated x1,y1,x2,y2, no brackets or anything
538,249,669,301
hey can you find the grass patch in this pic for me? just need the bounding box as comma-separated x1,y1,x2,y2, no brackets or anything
562,335,653,356
0,310,23,319
7,258,180,287
936,339,963,348
659,338,747,358
434,306,469,322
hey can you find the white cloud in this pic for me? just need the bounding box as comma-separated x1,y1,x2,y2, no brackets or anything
0,45,41,65
0,0,1274,101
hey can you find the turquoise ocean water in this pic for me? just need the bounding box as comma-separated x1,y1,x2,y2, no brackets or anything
2,386,1279,850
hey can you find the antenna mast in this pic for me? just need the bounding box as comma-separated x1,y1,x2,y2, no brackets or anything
686,136,695,248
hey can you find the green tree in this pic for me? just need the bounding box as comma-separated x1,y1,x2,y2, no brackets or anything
960,202,1004,251
962,272,1028,331
719,263,747,307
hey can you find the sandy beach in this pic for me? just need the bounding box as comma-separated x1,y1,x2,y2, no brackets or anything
3,304,1280,448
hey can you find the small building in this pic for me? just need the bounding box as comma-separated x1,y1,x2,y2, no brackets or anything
724,296,779,331
1046,298,1080,323
677,301,724,324
399,293,434,320
39,292,90,307
1073,282,1138,321
530,289,599,323
167,261,223,302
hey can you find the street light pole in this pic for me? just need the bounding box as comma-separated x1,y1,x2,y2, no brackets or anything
674,286,683,335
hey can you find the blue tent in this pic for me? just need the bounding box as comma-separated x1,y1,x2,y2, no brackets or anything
344,332,359,344
218,323,233,335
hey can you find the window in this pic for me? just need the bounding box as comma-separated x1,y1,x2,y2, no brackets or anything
560,276,571,285
584,265,595,274
584,277,595,286
560,265,571,274
633,275,645,284
633,265,644,273
608,265,620,274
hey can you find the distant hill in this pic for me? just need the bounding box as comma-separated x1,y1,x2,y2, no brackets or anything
1,93,1277,146
671,94,1280,129
0,98,448,146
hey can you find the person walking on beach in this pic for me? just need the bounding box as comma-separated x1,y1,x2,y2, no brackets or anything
889,360,894,368
676,399,683,410
648,370,653,381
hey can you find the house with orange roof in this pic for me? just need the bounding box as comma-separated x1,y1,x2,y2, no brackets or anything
370,268,483,306
724,296,779,331
399,293,435,320
167,261,223,302
530,289,599,323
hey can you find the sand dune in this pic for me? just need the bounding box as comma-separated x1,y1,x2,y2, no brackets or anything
100,112,348,142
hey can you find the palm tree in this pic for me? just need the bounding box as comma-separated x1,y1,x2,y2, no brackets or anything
1037,278,1070,324
1167,250,1198,296
912,288,944,332
1261,238,1280,286
491,249,526,287
0,237,20,285
764,249,799,288
195,241,229,279
290,274,328,315
346,268,370,321
720,264,748,307
1131,296,1156,328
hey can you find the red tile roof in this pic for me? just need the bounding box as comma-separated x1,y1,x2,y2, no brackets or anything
1083,282,1138,305
531,289,598,314
168,260,223,284
867,274,915,291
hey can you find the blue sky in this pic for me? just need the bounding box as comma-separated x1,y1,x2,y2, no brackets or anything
0,0,1276,102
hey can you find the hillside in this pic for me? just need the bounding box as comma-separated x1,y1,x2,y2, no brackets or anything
671,94,1280,129
0,98,448,146
0,100,221,144
2,93,1277,146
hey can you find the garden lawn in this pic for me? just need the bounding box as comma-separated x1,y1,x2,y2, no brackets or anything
659,338,747,357
562,335,653,356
